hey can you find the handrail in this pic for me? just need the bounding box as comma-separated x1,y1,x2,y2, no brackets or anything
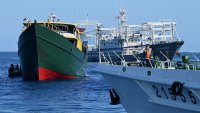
113,51,127,66
148,59,153,68
108,52,113,65
113,51,123,61
44,23,63,36
22,20,31,32
132,54,140,63
99,50,199,71
136,56,144,67
121,53,125,61
131,55,144,67
160,51,170,61
189,64,196,70
22,21,64,37
100,52,110,64
190,52,200,69
138,57,172,69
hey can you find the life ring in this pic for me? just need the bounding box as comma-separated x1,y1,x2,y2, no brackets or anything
171,81,184,96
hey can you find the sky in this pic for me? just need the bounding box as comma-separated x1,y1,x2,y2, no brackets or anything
0,0,200,52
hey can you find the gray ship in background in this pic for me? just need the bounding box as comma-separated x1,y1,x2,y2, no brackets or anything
84,9,184,64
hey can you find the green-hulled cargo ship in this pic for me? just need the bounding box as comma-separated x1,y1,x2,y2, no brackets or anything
18,14,88,80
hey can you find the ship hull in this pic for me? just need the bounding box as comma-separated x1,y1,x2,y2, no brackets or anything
18,24,87,80
93,64,200,113
150,41,184,61
88,41,184,63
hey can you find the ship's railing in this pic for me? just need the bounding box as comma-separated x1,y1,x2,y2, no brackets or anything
100,52,110,64
22,20,32,32
99,51,125,66
172,61,197,70
107,52,113,65
190,52,200,70
43,23,63,36
22,20,64,36
99,51,198,71
131,57,198,70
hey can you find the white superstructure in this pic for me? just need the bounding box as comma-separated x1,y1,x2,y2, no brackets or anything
94,9,180,50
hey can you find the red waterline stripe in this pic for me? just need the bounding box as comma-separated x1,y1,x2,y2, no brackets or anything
38,67,76,80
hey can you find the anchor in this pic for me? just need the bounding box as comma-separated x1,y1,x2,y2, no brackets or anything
109,89,120,105
171,81,184,96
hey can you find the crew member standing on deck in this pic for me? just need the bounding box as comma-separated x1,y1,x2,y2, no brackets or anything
145,46,152,67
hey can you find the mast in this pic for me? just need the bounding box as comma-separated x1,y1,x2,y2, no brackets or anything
97,25,101,63
118,9,129,49
118,9,126,36
119,9,126,27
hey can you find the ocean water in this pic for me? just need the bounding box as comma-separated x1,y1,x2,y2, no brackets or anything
1,52,200,113
173,52,200,61
0,52,126,113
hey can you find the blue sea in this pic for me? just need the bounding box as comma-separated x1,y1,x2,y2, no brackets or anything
1,52,200,113
0,52,126,113
173,52,200,61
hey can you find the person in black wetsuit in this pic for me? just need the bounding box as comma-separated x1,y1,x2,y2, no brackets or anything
15,64,19,71
8,64,14,74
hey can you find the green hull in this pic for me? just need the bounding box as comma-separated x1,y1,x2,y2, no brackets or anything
18,24,87,80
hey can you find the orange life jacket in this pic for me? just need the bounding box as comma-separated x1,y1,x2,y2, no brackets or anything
146,48,152,59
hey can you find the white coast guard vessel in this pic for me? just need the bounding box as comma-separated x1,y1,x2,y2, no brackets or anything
93,54,200,113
